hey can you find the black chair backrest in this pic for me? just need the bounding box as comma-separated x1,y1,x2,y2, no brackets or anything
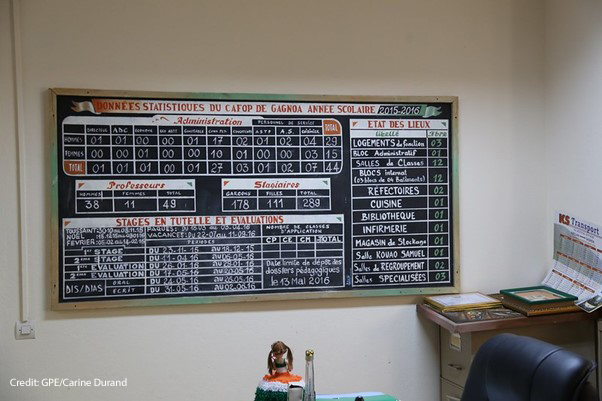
460,333,598,401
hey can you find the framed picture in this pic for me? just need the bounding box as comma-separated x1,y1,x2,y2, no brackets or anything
500,286,577,304
424,292,501,311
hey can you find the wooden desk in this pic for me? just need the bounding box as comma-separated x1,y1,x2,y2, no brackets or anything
417,304,602,401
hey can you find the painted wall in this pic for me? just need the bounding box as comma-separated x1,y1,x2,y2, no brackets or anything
545,0,602,247
1,1,547,400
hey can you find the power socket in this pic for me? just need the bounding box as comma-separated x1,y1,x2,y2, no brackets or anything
15,321,36,340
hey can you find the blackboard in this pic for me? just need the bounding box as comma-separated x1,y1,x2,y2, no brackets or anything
50,89,459,309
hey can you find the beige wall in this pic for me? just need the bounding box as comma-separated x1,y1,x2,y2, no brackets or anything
545,0,602,244
1,1,548,400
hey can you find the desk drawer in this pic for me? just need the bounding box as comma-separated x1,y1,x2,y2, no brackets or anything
440,378,463,401
440,330,471,385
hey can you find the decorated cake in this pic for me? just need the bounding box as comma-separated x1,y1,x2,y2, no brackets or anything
254,341,304,401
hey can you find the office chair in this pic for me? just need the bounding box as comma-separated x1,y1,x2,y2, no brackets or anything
460,333,598,401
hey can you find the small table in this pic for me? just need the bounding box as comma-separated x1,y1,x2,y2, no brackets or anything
416,303,601,333
417,303,602,401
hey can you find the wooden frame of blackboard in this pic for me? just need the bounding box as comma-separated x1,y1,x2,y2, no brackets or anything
50,88,460,310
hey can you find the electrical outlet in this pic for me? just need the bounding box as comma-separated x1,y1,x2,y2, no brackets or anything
15,321,36,340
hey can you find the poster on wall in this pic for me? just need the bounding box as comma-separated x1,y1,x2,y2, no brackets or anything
543,212,602,311
50,89,459,309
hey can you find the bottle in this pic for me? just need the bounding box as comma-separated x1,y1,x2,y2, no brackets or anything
303,349,315,401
